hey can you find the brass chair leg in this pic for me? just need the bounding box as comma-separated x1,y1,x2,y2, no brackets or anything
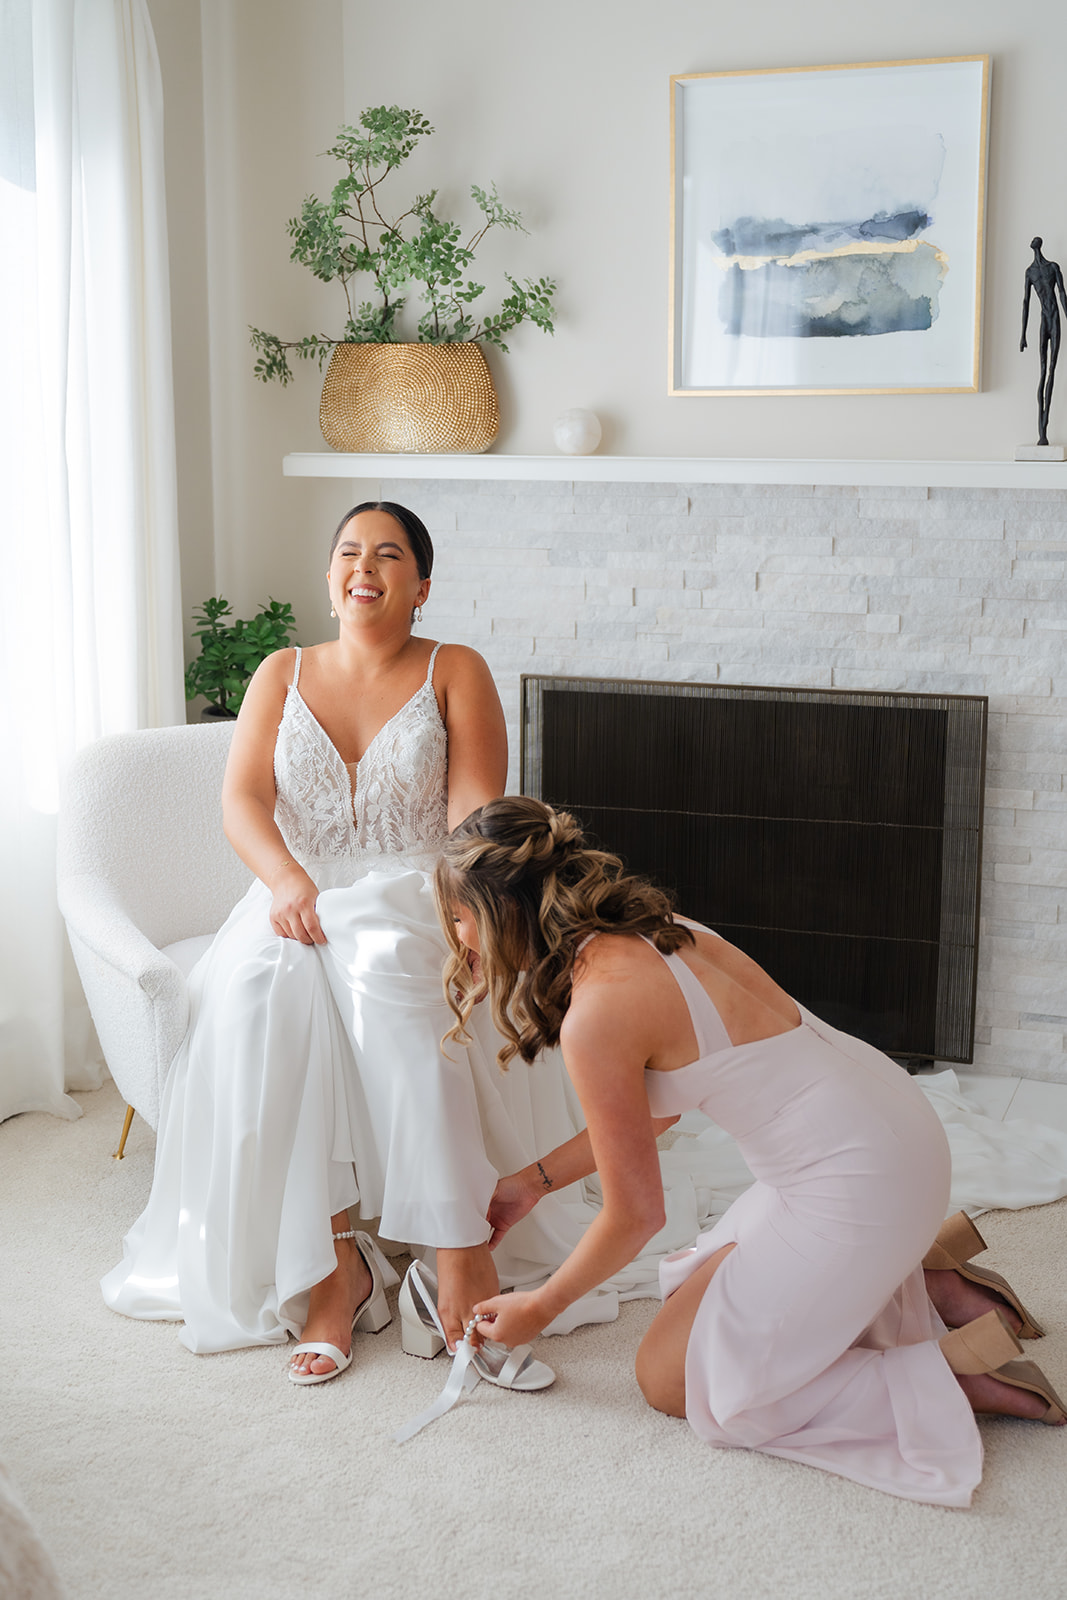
112,1104,135,1161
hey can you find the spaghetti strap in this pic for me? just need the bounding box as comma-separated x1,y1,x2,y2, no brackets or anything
425,642,442,686
639,935,732,1057
290,647,302,689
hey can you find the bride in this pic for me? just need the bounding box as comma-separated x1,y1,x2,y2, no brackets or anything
103,500,575,1379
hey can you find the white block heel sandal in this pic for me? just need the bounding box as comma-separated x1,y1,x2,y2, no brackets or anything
288,1230,395,1386
393,1259,555,1442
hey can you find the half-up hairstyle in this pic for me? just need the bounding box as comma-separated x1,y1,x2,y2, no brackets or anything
435,796,694,1069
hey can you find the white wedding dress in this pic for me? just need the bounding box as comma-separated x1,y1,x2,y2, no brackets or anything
103,644,1067,1356
101,646,698,1351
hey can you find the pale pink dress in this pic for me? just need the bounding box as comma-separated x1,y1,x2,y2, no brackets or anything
645,936,983,1507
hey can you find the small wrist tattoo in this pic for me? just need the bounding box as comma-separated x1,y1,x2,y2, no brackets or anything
536,1161,554,1190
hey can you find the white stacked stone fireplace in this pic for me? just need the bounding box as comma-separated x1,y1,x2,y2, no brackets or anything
288,458,1067,1086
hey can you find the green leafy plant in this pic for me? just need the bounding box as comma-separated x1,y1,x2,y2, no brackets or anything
184,598,296,716
249,105,557,385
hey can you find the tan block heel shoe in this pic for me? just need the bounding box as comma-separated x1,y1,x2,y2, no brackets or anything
940,1308,1066,1425
924,1212,1045,1339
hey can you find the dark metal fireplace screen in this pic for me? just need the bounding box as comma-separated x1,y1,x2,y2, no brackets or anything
521,676,987,1064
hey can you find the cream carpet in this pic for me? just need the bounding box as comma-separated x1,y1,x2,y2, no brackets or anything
2,1078,1066,1600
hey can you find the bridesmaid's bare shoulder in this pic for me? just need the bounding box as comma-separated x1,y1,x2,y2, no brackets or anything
563,935,669,1054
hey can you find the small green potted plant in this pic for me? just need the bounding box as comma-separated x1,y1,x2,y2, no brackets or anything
185,597,296,719
248,105,557,453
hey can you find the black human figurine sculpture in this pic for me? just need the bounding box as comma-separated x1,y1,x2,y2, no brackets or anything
1021,237,1067,447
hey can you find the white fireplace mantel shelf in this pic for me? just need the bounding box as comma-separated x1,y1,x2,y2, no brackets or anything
283,452,1067,490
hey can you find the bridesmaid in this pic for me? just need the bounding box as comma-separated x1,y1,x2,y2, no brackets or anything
435,796,1064,1506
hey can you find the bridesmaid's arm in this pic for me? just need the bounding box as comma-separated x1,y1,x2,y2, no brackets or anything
474,989,669,1346
221,650,325,945
437,645,508,829
486,1117,680,1247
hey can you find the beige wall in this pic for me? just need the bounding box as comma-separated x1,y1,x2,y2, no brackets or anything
147,0,1067,670
341,0,1065,462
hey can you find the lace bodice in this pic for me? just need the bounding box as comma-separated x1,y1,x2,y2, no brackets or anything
273,644,449,883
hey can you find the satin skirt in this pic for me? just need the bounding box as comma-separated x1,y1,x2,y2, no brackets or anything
100,867,705,1352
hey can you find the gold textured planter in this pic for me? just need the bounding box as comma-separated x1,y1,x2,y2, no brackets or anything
319,341,500,453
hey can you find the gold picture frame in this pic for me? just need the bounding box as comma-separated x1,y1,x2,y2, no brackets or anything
669,56,990,396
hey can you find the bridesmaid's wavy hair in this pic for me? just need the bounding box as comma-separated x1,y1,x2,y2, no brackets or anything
435,796,693,1068
329,501,434,579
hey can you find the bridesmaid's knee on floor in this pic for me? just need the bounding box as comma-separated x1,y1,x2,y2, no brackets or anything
635,1332,687,1418
635,1241,738,1419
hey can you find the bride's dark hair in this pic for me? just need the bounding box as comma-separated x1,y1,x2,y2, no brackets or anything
435,796,693,1068
329,500,434,579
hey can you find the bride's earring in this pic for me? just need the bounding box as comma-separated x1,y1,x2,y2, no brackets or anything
330,605,337,618
413,604,423,624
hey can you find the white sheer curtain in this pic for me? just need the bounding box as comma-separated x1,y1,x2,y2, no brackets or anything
0,0,184,1121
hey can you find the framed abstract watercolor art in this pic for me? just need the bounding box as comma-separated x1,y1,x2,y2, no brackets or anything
669,56,990,395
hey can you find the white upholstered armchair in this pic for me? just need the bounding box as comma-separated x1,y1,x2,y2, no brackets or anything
57,723,252,1154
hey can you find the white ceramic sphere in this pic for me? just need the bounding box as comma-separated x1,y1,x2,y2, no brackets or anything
553,408,602,455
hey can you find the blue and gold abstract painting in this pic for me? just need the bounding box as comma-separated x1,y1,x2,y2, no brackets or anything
714,213,946,340
671,58,988,393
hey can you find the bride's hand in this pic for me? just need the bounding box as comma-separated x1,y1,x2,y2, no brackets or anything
486,1172,540,1248
268,862,326,945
